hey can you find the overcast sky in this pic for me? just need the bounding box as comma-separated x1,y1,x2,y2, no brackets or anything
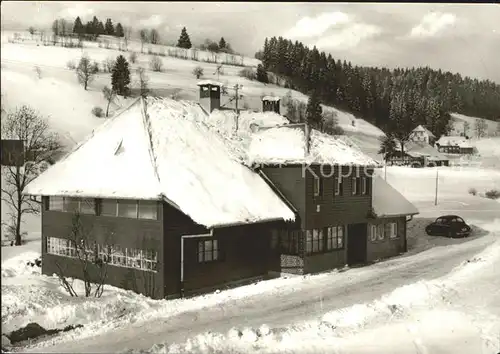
2,2,499,83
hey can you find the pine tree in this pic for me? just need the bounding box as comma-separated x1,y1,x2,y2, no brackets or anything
115,23,124,37
73,16,84,36
218,37,226,50
97,21,105,35
111,55,131,97
262,38,270,69
256,64,268,84
306,91,323,130
91,16,100,36
177,27,192,49
104,18,114,36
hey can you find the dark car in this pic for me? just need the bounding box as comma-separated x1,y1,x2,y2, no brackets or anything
425,215,472,238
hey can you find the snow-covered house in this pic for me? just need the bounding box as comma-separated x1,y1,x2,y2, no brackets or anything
409,125,436,145
24,82,419,298
389,141,450,167
435,136,476,155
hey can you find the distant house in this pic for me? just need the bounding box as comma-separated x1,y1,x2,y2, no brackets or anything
435,136,476,155
389,141,449,167
24,83,420,299
409,125,436,145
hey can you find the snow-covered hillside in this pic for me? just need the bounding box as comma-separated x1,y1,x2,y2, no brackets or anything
450,112,500,137
0,31,383,141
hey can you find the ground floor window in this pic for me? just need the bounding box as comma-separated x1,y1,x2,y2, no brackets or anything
369,222,398,241
45,236,158,272
271,229,300,255
326,226,344,250
198,239,219,263
305,226,345,255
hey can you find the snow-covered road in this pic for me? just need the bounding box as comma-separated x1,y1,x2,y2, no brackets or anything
26,226,498,353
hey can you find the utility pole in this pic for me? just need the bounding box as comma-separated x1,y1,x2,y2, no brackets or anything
434,167,439,206
233,84,243,133
213,63,223,82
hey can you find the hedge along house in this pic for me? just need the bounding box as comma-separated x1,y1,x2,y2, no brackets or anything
368,176,419,262
24,97,296,299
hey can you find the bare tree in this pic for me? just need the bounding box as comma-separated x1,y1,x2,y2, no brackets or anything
150,28,159,45
463,121,470,137
474,118,488,138
129,51,137,64
139,29,148,53
55,212,109,298
76,54,99,90
102,86,116,117
123,26,132,51
1,106,61,246
136,67,149,97
149,55,163,72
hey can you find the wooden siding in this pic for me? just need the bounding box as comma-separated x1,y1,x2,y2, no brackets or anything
304,249,346,274
262,166,306,228
305,165,373,229
41,200,165,299
366,217,407,262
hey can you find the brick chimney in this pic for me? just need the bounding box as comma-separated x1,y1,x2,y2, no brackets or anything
197,80,222,114
262,96,280,115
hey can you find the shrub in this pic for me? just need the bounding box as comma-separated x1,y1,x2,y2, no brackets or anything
239,67,256,81
102,57,114,73
129,51,137,64
91,106,104,117
485,189,500,200
468,187,477,196
192,66,204,79
66,60,76,70
149,55,163,72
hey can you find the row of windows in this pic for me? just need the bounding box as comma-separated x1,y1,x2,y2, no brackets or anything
46,236,158,272
314,176,370,198
271,226,345,255
47,197,158,220
369,223,398,242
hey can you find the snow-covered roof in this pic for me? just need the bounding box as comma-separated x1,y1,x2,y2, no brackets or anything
402,142,449,161
196,80,223,87
372,176,419,218
262,96,281,102
24,97,295,228
247,124,380,166
412,125,436,137
436,136,473,148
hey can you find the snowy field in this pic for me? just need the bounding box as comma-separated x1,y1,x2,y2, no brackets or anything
2,164,499,353
450,112,500,137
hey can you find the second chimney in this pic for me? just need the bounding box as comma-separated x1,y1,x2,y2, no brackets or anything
262,96,281,115
197,80,222,114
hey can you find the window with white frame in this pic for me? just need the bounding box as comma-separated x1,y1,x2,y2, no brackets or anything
385,222,398,239
313,177,323,197
326,226,344,250
48,197,64,211
118,199,138,218
370,224,378,242
334,176,343,196
306,229,324,254
361,177,368,195
46,237,157,272
198,239,219,263
352,177,359,195
138,200,158,220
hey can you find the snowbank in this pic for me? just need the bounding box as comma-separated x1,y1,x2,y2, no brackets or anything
142,238,500,354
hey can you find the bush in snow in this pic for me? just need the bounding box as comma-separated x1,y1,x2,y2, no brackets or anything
129,51,137,64
485,189,500,200
239,67,256,81
102,57,115,73
76,55,99,90
192,66,204,79
149,55,163,72
91,106,104,117
33,66,42,79
468,187,478,196
66,60,76,70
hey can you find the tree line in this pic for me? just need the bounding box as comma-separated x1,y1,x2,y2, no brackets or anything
256,36,500,142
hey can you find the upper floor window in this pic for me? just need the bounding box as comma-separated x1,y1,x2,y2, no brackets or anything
334,176,343,196
47,196,95,215
352,177,362,195
313,177,323,197
361,177,370,195
47,197,157,220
